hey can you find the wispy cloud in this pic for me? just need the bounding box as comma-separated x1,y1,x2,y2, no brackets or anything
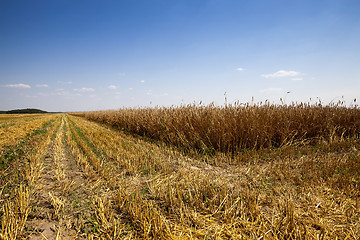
140,80,145,83
108,85,117,90
74,88,95,92
261,70,301,78
4,83,31,88
260,87,282,93
57,81,72,84
291,77,303,81
128,88,133,90
36,84,48,88
236,67,244,71
117,73,126,77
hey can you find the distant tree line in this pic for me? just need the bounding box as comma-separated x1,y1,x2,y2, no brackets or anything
0,108,48,114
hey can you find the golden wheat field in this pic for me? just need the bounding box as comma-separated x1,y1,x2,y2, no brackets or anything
1,103,360,239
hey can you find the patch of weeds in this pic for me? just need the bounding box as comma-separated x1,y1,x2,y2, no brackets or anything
141,166,157,175
201,146,216,156
87,216,100,233
141,186,150,196
72,199,81,209
0,122,16,128
204,235,215,240
0,146,23,170
335,167,349,175
300,172,307,181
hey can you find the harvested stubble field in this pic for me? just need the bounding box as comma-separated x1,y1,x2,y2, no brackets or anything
1,102,360,239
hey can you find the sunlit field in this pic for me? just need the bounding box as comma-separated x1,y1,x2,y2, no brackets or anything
1,102,359,239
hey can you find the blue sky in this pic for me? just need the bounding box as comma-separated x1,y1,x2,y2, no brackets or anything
1,0,359,112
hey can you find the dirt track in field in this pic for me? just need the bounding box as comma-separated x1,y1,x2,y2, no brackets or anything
27,117,95,239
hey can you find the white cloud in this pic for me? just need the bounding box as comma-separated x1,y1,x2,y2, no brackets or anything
261,70,301,78
128,88,133,90
57,81,72,84
36,84,48,88
140,80,145,83
236,67,244,71
108,85,117,90
260,88,282,93
4,83,31,88
74,88,95,92
291,77,303,81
